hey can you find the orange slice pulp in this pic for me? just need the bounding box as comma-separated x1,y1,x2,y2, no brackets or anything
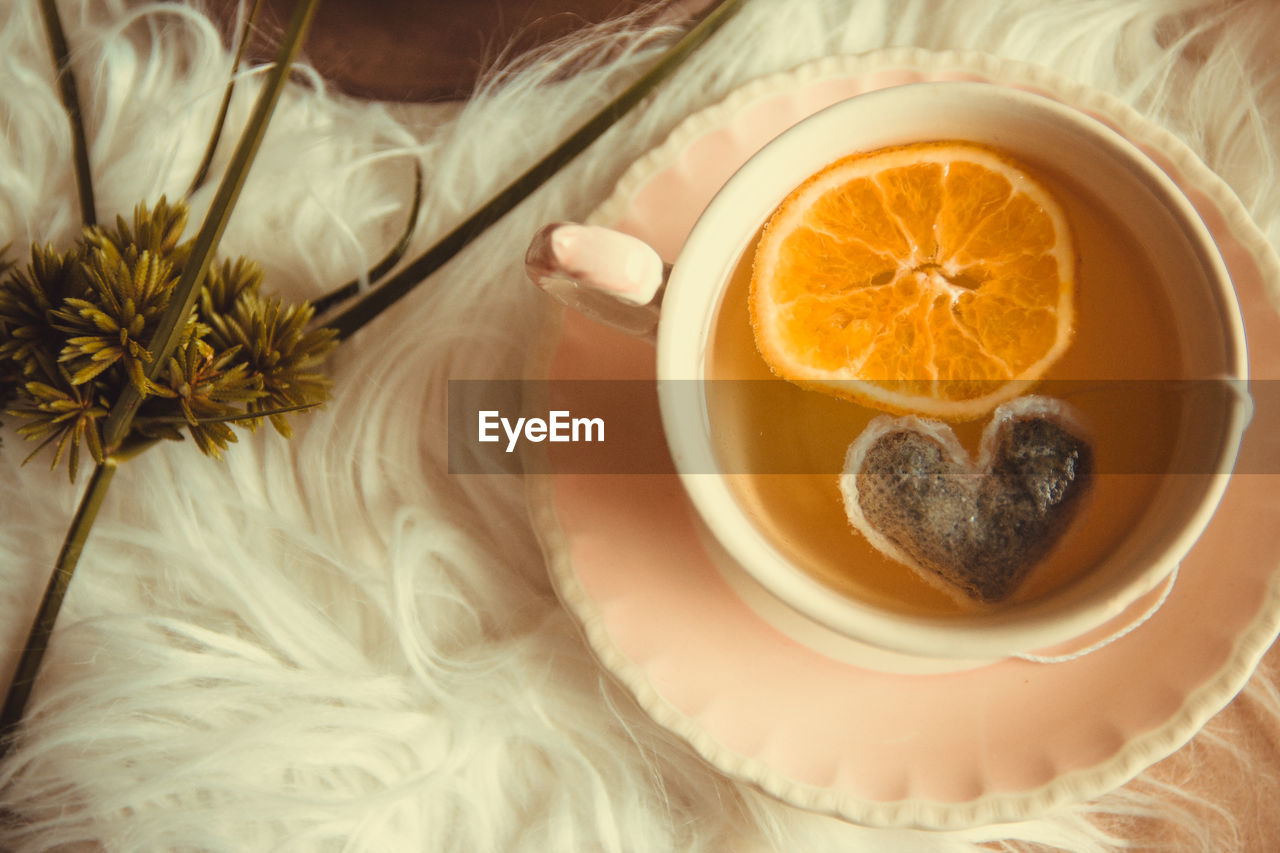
749,140,1075,420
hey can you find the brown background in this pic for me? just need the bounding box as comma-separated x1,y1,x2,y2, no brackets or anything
205,0,716,101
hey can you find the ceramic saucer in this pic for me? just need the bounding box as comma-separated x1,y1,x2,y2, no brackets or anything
526,49,1280,829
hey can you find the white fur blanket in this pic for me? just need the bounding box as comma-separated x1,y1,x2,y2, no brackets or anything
2,0,1278,850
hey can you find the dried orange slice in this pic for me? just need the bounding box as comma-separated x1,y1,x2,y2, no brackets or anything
750,141,1075,420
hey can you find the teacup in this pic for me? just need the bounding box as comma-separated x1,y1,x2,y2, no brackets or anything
526,81,1249,670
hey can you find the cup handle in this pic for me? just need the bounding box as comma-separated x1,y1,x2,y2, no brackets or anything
525,222,670,340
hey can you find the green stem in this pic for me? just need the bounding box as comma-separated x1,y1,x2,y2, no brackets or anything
145,400,321,425
39,0,96,227
320,0,748,342
186,0,265,198
101,0,321,453
310,159,424,316
0,0,320,758
0,459,118,755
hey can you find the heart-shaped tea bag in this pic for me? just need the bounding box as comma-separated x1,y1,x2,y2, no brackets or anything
840,397,1093,605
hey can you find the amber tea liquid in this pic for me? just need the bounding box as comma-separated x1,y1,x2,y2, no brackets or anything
704,162,1186,617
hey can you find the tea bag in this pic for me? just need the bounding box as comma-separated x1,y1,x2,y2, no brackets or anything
840,397,1093,605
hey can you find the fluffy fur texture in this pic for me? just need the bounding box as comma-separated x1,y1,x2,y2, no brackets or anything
1,0,1278,850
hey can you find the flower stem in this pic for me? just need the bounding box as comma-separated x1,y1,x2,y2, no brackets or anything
309,160,424,316
319,0,749,342
101,0,320,453
39,0,96,227
0,459,118,755
186,0,265,198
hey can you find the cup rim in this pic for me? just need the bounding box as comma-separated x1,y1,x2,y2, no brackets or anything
654,80,1250,662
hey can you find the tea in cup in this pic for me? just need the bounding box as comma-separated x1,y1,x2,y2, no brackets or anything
527,82,1249,669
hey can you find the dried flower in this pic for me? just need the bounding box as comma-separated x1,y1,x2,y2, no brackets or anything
202,284,336,437
0,245,86,381
53,243,178,393
0,0,330,754
0,198,333,480
87,195,192,265
5,364,108,482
